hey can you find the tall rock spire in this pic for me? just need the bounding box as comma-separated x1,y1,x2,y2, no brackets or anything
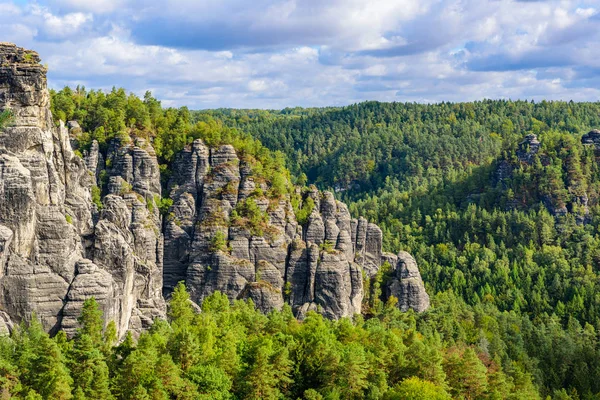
0,43,165,337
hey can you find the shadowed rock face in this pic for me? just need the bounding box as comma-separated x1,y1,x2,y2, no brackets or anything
0,43,429,335
582,129,600,149
516,134,540,163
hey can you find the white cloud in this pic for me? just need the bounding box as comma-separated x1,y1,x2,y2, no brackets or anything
0,0,599,108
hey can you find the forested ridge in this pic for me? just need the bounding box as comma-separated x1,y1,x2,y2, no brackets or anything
15,88,599,399
199,100,600,399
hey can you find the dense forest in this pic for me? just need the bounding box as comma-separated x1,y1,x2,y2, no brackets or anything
199,100,600,399
0,283,543,400
13,87,598,399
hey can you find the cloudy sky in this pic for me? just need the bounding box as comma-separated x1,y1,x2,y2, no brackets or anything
2,0,599,109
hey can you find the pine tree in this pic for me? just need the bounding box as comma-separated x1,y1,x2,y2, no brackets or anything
443,347,488,400
486,358,513,400
77,298,104,347
168,282,194,327
69,333,113,399
240,337,292,400
69,299,113,399
13,318,73,399
384,377,451,400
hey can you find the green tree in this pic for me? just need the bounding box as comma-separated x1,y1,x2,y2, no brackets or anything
13,318,73,399
69,298,112,399
443,347,488,400
384,377,451,400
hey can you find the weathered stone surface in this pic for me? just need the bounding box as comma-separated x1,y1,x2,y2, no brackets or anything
0,43,164,337
516,134,540,164
84,140,104,185
0,43,429,336
582,129,600,149
91,137,166,335
386,251,430,313
61,259,119,336
0,43,92,332
0,311,13,335
240,281,284,314
163,138,427,319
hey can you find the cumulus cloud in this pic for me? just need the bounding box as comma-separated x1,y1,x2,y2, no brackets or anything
0,0,599,108
30,5,93,40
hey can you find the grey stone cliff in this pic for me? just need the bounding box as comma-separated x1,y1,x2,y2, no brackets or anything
0,43,429,336
163,140,429,319
385,252,430,313
0,43,165,337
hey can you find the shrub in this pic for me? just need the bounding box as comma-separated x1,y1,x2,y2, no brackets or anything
210,231,229,252
320,240,334,253
91,185,103,210
294,196,314,225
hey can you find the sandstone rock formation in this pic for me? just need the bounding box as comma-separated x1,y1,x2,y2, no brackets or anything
385,252,430,313
0,43,165,337
516,133,540,163
0,43,429,336
581,129,600,149
495,133,589,219
162,140,429,319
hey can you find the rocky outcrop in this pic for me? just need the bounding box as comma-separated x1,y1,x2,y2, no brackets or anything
0,43,93,332
385,252,430,313
0,43,428,336
163,139,427,319
0,43,165,337
497,133,541,187
495,133,591,221
516,134,540,163
582,129,600,149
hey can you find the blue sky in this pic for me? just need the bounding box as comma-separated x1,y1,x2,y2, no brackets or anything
1,0,599,109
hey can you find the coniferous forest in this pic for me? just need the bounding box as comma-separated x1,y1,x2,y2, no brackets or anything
2,87,600,399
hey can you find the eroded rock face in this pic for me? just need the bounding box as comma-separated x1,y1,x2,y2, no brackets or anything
385,251,430,313
0,43,428,336
516,134,540,163
582,129,600,149
0,43,93,332
0,43,165,337
163,139,427,319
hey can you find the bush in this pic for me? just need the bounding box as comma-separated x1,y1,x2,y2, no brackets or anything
157,197,173,216
293,196,314,225
210,231,229,252
91,185,103,210
233,198,269,236
384,377,451,400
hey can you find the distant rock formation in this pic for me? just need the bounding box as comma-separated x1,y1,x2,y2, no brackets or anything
516,133,540,163
496,134,541,189
0,43,429,337
581,129,600,149
385,252,430,313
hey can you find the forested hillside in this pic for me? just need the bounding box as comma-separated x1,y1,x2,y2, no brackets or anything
44,87,600,399
198,101,600,399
